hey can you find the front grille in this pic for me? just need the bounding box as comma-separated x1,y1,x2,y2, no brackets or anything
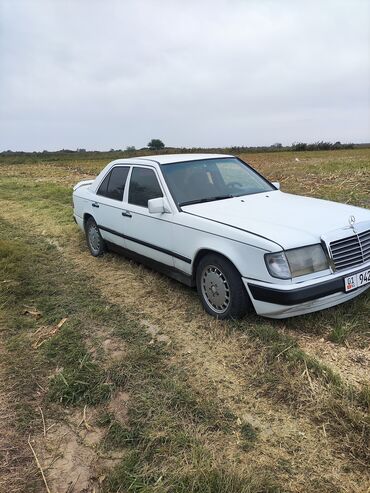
329,229,370,271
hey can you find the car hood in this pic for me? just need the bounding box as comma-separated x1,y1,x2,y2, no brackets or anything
181,191,370,250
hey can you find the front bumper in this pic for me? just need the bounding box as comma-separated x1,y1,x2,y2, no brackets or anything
244,264,370,319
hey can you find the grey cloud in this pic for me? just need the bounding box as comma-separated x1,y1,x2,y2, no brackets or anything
0,0,369,150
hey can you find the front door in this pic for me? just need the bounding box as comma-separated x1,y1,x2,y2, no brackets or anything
122,166,175,267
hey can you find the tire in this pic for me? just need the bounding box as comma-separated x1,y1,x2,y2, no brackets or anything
196,254,251,320
85,217,106,257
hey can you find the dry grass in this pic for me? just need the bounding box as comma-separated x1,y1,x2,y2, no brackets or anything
0,148,369,492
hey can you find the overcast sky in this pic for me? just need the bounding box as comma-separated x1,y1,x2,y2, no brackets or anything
0,0,369,151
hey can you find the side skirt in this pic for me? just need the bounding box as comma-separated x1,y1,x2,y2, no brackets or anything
105,241,195,287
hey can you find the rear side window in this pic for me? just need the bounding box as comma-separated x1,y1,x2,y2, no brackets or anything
97,167,129,201
128,167,163,207
97,173,110,196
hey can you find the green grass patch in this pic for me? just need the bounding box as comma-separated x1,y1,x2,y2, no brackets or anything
328,322,353,344
48,357,112,406
240,422,259,451
104,450,281,493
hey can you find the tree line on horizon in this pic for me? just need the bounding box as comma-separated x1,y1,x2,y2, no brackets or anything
2,140,366,156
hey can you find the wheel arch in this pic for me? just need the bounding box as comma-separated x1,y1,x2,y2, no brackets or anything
83,212,94,229
192,248,241,283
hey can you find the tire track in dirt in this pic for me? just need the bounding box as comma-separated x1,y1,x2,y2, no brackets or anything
1,201,367,492
33,407,124,493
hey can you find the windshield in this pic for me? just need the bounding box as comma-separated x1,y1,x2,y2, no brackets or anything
161,157,275,206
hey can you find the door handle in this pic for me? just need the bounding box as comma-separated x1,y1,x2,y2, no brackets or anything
92,202,99,208
122,210,132,218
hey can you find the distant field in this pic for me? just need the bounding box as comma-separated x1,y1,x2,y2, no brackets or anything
0,148,369,492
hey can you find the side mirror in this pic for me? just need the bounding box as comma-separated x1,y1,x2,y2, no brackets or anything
272,181,280,190
148,197,171,214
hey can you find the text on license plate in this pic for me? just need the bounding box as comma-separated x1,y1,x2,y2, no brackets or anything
345,269,370,292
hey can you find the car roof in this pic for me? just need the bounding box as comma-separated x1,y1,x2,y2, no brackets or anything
109,153,233,166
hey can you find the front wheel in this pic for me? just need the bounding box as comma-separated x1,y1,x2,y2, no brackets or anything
85,217,106,257
196,254,251,319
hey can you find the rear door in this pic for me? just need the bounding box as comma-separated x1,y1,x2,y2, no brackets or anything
92,166,130,249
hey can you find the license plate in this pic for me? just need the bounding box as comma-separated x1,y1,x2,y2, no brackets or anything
345,268,370,292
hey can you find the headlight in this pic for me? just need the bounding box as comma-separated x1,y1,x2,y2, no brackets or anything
265,251,291,279
265,245,329,279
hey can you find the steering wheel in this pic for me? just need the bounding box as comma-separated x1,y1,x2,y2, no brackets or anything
227,181,244,192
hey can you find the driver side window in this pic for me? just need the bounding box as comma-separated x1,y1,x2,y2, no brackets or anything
128,167,163,208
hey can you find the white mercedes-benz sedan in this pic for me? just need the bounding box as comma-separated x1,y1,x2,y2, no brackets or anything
73,154,370,319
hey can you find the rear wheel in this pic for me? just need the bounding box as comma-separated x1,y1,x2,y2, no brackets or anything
196,254,250,319
85,217,106,257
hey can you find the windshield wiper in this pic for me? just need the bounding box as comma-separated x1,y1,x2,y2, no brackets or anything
179,195,233,207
